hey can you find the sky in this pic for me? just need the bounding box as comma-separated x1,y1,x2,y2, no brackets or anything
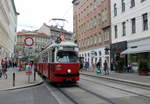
14,0,73,32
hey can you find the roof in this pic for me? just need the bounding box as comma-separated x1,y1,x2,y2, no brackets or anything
17,32,48,37
48,41,77,48
43,23,73,35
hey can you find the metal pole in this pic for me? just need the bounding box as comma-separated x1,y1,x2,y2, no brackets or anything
34,69,36,81
13,73,15,86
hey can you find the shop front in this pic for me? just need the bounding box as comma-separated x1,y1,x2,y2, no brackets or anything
110,41,127,71
121,38,150,75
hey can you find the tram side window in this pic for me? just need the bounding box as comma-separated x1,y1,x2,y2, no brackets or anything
42,52,48,62
47,49,55,62
52,49,55,62
48,50,52,62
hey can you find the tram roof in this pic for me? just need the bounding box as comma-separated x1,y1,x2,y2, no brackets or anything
48,41,77,48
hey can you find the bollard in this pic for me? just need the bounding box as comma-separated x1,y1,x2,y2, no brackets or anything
34,70,36,81
28,73,30,83
13,73,15,87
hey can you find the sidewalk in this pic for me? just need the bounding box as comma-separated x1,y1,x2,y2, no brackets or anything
80,70,150,87
0,68,43,91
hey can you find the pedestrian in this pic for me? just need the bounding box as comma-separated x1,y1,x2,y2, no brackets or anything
26,62,32,74
1,58,5,70
103,60,109,75
85,61,89,71
96,60,101,75
79,59,84,72
1,58,7,72
96,61,101,69
127,64,132,73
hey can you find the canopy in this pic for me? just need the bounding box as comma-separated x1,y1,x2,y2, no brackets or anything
121,45,150,54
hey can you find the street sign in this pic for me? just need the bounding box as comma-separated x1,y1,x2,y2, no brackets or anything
24,37,34,46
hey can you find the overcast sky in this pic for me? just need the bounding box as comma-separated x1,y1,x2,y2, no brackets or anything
14,0,73,32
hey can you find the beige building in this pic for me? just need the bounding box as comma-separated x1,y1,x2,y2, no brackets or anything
73,0,111,67
37,23,73,41
0,0,19,60
15,31,50,59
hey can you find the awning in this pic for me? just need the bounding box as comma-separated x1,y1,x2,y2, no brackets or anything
121,45,150,54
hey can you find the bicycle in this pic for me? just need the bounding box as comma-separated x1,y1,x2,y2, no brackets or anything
0,69,7,79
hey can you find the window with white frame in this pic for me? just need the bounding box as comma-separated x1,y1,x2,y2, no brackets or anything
114,25,118,38
142,13,148,31
114,3,117,16
131,0,135,8
131,18,136,33
122,0,125,12
122,22,126,36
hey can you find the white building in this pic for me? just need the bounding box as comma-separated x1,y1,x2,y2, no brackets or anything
111,0,150,70
0,0,19,60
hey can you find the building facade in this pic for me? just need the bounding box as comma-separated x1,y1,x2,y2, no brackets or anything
0,0,19,60
15,31,50,60
73,0,111,68
37,23,73,41
111,0,150,71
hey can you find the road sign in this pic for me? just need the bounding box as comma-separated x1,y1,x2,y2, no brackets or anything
24,37,34,46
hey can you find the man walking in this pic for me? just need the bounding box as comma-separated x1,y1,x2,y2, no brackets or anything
103,60,109,75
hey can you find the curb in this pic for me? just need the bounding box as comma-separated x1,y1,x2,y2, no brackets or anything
0,80,44,91
81,73,150,87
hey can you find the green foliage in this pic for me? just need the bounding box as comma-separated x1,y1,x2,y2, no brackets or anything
116,60,123,71
139,61,149,72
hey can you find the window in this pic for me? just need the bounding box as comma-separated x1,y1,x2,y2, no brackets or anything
122,22,126,36
141,0,146,2
114,25,118,38
131,0,135,8
142,13,148,31
122,0,125,12
114,3,117,16
131,18,136,33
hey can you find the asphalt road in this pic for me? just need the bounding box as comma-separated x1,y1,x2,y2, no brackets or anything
0,75,150,104
0,84,59,104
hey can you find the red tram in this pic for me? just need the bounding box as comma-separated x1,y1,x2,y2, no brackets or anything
36,40,80,83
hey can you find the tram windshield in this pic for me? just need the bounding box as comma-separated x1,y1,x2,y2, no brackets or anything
57,51,78,63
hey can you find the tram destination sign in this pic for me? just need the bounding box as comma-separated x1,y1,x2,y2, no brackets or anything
63,47,74,51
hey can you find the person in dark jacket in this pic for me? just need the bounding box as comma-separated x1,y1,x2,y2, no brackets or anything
103,60,109,75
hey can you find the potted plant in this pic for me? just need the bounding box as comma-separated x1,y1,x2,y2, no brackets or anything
138,61,149,75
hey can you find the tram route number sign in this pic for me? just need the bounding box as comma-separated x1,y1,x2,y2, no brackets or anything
24,37,34,46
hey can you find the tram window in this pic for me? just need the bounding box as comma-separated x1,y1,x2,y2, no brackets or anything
57,51,78,63
42,52,48,62
52,49,55,62
48,50,53,62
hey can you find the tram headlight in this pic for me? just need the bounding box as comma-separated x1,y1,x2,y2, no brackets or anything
67,69,72,74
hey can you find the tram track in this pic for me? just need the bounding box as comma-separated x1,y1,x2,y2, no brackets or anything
56,86,80,104
81,77,150,99
82,74,150,89
55,84,117,104
45,80,77,104
76,84,117,104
